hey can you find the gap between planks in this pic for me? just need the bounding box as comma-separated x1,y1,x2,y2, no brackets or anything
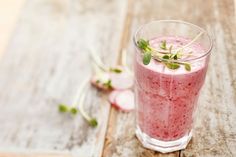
102,0,134,156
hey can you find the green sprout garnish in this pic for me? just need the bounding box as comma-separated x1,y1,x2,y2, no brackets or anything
137,38,192,71
160,40,167,50
143,51,152,65
58,102,98,127
165,62,180,69
110,68,122,73
58,104,69,113
103,79,112,89
70,107,78,115
89,118,98,127
137,39,153,65
184,63,191,71
137,39,152,52
58,77,98,127
58,104,77,115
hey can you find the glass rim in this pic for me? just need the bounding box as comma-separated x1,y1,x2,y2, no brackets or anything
133,20,213,62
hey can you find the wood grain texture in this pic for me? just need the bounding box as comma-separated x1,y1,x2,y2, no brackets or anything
0,0,127,156
180,0,236,157
103,0,236,157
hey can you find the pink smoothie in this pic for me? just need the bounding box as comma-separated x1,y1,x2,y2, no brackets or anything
135,36,209,141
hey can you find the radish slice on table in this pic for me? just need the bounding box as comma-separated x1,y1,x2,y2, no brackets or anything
91,72,112,91
91,78,105,90
114,90,135,112
109,90,121,105
110,71,133,90
109,90,124,109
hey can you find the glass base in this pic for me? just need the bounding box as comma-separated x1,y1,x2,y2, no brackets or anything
136,127,192,153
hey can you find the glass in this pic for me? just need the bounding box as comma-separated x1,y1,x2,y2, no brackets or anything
133,20,212,153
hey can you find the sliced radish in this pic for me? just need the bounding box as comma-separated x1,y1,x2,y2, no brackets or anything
114,89,135,112
91,78,105,90
109,90,121,105
110,71,133,90
91,73,112,91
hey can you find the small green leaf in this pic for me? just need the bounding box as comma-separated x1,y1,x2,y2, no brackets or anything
110,68,122,73
162,55,170,59
143,52,152,65
96,80,100,84
165,62,180,70
173,54,178,60
89,118,98,127
58,104,69,113
160,40,167,50
103,79,112,89
137,39,152,52
184,63,191,71
137,39,149,49
70,107,78,115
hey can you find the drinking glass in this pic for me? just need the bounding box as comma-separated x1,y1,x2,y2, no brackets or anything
134,20,212,153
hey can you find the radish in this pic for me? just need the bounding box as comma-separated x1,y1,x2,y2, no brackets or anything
110,89,135,112
109,90,121,104
110,66,133,90
91,65,133,91
91,72,112,91
109,90,124,109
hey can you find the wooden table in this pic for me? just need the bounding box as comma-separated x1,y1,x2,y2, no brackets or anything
0,0,235,156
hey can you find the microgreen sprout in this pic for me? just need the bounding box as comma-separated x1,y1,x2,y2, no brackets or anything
160,40,167,50
89,48,133,76
110,68,122,73
89,118,98,127
103,79,113,89
136,32,204,71
78,93,98,127
58,104,69,113
70,107,78,115
58,76,98,127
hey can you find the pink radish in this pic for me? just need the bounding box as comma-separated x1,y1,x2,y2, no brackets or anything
109,90,124,109
91,78,106,90
91,73,112,91
114,90,135,112
109,90,121,104
110,67,133,90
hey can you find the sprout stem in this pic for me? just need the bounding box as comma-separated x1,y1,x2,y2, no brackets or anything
151,31,204,54
78,92,90,121
175,31,204,52
71,76,90,107
89,48,109,71
70,76,98,127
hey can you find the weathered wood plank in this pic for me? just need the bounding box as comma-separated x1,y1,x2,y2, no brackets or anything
103,0,236,157
181,0,236,157
0,0,127,156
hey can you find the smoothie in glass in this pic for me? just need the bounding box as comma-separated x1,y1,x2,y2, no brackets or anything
134,20,212,153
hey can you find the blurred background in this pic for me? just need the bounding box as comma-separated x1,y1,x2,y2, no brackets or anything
0,0,26,55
